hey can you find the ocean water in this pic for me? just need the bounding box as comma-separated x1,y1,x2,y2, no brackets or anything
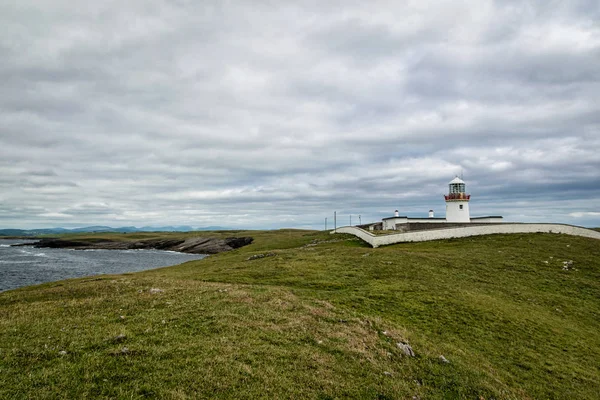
0,239,207,292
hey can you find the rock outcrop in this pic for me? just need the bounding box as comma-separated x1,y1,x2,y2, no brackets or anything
17,236,253,254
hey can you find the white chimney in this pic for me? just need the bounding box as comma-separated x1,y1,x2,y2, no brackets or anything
394,210,399,217
429,210,434,218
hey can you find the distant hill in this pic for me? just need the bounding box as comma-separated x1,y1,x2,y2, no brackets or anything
0,226,232,236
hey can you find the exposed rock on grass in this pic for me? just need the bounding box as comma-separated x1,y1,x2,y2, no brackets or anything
562,260,574,270
246,252,276,261
302,238,347,248
397,342,415,357
112,334,127,343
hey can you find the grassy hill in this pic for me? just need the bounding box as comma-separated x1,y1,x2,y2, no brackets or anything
1,230,599,399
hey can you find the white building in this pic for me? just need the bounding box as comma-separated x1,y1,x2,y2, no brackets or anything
378,177,502,231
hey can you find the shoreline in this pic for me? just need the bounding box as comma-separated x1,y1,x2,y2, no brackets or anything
12,236,253,255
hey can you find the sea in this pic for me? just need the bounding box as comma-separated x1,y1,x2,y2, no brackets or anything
0,239,207,292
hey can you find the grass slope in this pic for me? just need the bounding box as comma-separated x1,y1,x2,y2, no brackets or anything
1,230,599,399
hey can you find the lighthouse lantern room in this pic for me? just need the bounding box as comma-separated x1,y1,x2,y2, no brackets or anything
445,177,471,222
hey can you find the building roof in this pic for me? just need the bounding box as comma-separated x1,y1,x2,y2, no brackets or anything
449,176,465,184
382,216,408,220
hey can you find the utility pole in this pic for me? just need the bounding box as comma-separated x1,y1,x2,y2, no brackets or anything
325,217,327,231
334,211,336,232
359,215,361,225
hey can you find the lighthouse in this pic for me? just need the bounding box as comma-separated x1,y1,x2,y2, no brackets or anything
369,175,502,231
445,177,471,222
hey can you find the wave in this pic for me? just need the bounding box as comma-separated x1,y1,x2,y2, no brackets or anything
0,260,34,264
18,249,47,257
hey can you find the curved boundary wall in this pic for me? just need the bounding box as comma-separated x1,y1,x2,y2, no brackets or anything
332,224,600,248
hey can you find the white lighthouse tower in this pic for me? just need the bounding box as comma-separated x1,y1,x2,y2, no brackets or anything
445,177,471,222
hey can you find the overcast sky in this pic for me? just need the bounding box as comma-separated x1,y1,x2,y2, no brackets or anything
1,0,599,230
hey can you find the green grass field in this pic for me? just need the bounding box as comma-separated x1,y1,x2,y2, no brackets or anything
1,230,599,399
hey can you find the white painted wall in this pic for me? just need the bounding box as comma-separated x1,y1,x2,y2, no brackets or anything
446,201,470,222
470,217,503,223
405,218,447,223
382,217,408,230
382,216,502,226
333,224,600,248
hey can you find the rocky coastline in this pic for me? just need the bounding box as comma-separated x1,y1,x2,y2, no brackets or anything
13,236,253,254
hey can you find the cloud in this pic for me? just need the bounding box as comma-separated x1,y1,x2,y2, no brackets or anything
569,212,600,218
0,0,599,229
38,212,73,219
